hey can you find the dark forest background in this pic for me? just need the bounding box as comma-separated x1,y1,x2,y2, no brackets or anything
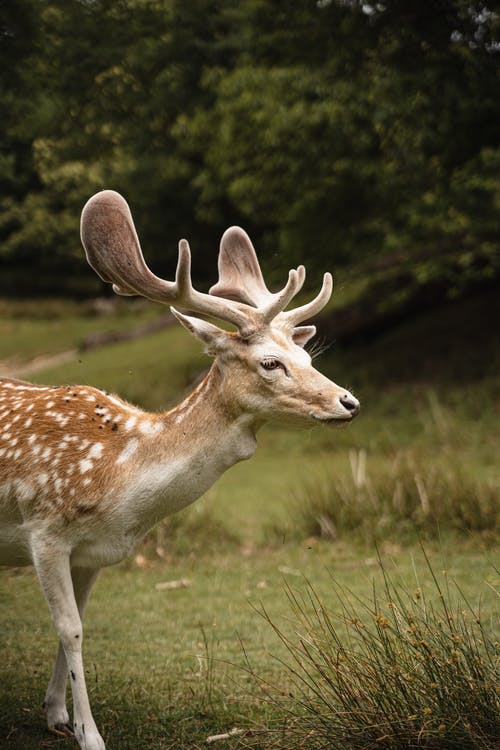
1,0,499,324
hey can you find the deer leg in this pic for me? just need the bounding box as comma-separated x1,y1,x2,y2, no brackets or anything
31,538,105,750
43,567,100,737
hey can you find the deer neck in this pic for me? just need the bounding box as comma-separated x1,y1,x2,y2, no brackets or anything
162,362,258,467
115,364,258,533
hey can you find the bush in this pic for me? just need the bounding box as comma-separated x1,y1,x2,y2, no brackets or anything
250,554,499,749
292,448,498,544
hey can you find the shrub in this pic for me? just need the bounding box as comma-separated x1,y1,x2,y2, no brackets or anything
292,448,498,543
251,554,499,749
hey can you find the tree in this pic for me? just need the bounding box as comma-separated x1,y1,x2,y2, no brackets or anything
0,0,498,305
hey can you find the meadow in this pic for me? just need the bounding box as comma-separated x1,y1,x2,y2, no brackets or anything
0,295,498,749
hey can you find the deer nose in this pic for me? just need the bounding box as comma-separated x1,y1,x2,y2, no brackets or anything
339,393,360,416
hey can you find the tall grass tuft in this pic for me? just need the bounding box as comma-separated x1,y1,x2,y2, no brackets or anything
292,448,498,543
140,499,241,560
250,554,499,749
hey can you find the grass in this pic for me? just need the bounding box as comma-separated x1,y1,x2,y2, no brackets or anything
1,545,498,749
289,443,498,544
244,551,499,749
0,297,161,364
0,292,499,748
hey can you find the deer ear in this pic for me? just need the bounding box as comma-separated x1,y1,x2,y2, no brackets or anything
170,308,231,354
292,325,316,348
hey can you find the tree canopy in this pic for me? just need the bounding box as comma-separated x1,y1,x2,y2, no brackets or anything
0,0,498,303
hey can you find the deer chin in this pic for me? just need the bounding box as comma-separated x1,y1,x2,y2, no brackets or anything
310,413,356,427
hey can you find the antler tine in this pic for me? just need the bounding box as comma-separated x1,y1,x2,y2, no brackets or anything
296,265,306,288
259,267,304,326
282,272,333,327
210,224,309,326
175,239,257,332
175,239,193,296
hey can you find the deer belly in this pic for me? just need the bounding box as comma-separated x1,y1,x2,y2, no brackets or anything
70,530,138,568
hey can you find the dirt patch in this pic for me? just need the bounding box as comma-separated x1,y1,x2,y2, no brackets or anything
0,349,77,379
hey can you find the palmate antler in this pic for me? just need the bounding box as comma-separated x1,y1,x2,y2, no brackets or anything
81,190,332,337
211,226,333,329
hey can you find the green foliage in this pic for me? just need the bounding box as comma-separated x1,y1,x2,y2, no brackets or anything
0,0,498,300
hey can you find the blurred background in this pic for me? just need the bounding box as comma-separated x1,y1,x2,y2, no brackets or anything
2,0,499,296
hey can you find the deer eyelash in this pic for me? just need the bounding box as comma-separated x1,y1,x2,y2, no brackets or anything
261,358,282,370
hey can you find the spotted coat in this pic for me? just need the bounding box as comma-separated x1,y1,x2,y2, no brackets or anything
0,374,213,526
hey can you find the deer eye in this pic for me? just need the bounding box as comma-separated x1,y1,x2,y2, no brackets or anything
260,358,282,371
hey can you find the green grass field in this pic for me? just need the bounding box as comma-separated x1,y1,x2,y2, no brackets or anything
0,296,498,749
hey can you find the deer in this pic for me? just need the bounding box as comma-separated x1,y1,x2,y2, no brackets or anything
0,190,359,750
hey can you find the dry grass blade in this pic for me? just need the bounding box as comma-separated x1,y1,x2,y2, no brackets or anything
247,555,499,750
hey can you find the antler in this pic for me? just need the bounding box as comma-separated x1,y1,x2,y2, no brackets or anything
80,191,305,338
209,226,333,326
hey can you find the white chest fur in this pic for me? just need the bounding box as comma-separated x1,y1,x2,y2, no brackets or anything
70,420,256,568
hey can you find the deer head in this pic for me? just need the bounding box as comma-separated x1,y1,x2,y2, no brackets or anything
81,190,359,427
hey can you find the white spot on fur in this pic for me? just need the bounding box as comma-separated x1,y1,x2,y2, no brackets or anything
116,438,139,464
12,478,36,502
36,473,49,487
87,442,103,460
79,459,93,474
138,420,162,436
125,416,137,431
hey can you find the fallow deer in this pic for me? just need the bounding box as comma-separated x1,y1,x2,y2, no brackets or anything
0,190,359,749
